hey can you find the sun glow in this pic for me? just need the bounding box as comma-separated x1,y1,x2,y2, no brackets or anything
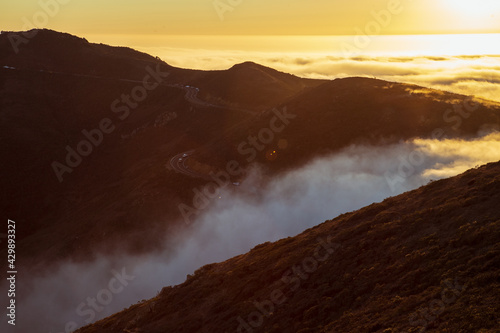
442,0,500,18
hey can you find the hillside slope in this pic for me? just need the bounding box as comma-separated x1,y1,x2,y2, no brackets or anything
195,77,500,174
77,161,500,333
2,29,500,268
0,30,254,263
0,29,173,79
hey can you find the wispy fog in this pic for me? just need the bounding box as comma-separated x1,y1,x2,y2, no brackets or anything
5,132,500,333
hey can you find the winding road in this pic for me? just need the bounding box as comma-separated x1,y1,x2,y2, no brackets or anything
169,150,213,180
167,85,255,180
182,86,214,107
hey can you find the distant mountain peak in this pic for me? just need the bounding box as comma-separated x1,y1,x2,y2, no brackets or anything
231,61,263,68
228,61,272,72
1,28,89,43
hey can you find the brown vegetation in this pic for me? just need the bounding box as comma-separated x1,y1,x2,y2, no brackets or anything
77,161,500,333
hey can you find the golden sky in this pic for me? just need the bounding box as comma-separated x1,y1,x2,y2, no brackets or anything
1,0,500,36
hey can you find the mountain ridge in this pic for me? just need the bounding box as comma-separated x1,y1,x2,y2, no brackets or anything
1,28,499,333
1,28,499,272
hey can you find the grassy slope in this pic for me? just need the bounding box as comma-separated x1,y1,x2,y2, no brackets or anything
77,161,500,333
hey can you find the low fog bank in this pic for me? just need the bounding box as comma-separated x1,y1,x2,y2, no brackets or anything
6,132,500,333
276,55,500,104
